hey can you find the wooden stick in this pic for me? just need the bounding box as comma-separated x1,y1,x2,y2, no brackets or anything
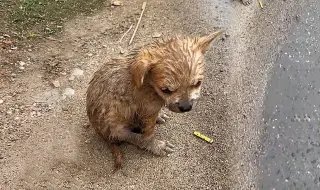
119,24,133,43
129,2,147,45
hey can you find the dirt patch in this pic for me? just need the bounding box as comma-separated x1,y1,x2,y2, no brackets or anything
0,0,302,189
0,0,238,189
1,0,107,37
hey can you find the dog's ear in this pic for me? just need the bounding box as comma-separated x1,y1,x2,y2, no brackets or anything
131,59,152,88
196,30,225,54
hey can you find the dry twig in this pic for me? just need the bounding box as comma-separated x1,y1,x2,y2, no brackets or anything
119,24,133,43
129,2,147,45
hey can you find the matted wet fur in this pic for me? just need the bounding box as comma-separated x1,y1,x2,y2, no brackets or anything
86,30,224,171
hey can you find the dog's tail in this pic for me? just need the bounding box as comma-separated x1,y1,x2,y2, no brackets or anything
108,142,124,171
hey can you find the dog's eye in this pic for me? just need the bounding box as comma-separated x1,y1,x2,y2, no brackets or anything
161,87,172,94
194,81,202,88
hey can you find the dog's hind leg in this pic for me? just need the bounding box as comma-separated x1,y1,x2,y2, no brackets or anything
98,123,127,171
108,141,124,172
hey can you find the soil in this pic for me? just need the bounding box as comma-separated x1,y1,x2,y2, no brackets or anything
0,0,307,189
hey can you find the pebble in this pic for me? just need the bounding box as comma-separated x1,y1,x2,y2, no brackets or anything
31,111,36,116
152,32,162,38
19,66,25,70
71,68,84,77
52,80,61,88
0,99,3,104
112,0,122,6
68,76,75,81
6,110,12,115
19,61,26,66
63,88,75,98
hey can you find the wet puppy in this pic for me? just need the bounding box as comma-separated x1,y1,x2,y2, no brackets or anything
86,30,224,170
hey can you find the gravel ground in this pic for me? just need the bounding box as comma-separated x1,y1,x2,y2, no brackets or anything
0,0,309,189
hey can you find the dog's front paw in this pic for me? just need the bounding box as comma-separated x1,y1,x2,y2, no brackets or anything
156,113,169,124
241,0,252,5
147,139,175,156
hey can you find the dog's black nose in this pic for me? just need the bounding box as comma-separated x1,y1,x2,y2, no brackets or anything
178,101,193,112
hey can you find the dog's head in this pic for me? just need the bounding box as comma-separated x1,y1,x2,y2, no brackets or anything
131,30,224,113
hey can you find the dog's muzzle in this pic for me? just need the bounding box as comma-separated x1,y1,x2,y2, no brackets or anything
178,101,193,112
166,99,195,113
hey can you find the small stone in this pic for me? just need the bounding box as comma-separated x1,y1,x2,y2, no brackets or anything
6,110,12,115
14,117,20,120
63,88,75,99
87,53,93,57
85,139,91,144
120,49,125,54
71,68,84,77
68,76,75,81
19,66,25,70
152,32,162,38
0,99,3,104
112,0,122,6
52,80,60,88
19,61,26,66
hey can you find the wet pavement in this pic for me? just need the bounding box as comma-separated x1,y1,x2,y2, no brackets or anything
259,1,320,189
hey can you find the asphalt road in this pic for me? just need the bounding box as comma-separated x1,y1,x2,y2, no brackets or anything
259,1,320,189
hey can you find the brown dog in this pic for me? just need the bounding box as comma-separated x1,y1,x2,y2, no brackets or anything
86,30,224,170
